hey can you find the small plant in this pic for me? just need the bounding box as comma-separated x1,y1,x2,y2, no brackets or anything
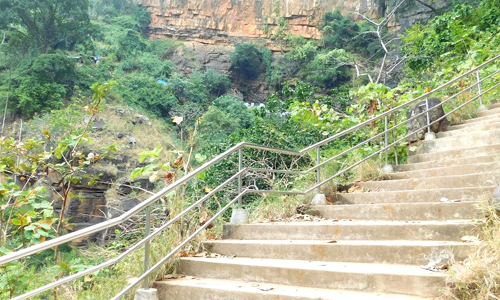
446,197,500,299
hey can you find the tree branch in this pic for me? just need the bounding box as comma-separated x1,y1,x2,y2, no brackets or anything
415,0,438,14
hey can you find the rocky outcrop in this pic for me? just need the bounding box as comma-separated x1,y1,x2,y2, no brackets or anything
138,0,455,46
140,0,379,45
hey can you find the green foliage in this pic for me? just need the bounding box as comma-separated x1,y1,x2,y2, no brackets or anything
116,29,148,60
0,0,93,53
121,73,179,117
119,52,173,78
213,95,255,128
11,54,79,116
148,39,182,60
0,82,116,298
201,68,232,96
403,0,500,75
321,10,378,57
230,43,266,80
14,81,66,116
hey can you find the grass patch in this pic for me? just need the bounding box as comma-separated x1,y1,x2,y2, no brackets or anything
446,197,500,300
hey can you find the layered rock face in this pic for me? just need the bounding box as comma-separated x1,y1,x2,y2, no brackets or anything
140,0,379,44
139,0,453,45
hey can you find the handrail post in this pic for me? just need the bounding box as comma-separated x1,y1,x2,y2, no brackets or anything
133,206,158,300
311,146,327,205
144,206,151,289
238,148,242,209
384,116,389,167
425,97,431,134
382,116,393,173
230,148,248,224
316,146,321,194
477,70,487,111
424,97,436,141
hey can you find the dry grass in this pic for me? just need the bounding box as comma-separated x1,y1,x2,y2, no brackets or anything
445,198,500,300
351,159,391,182
248,193,309,222
88,104,176,157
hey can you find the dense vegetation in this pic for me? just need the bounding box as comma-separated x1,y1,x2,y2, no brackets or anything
1,0,500,298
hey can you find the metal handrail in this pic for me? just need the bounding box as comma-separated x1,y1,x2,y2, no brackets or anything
3,53,500,299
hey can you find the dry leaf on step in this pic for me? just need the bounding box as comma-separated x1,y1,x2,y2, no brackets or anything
461,235,479,243
205,232,216,240
348,185,364,193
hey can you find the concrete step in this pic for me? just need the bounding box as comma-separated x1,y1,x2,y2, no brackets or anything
457,112,500,125
203,240,474,265
478,106,500,117
155,277,435,300
446,116,500,131
333,186,494,205
488,102,500,110
358,172,500,191
176,257,448,297
437,121,500,138
407,143,500,164
415,128,500,153
391,162,499,179
314,201,482,221
394,156,497,172
436,122,500,139
222,220,477,241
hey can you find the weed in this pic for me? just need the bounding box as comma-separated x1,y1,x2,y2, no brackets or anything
446,198,500,299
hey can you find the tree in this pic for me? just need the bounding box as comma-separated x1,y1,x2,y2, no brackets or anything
0,0,93,53
12,54,78,116
230,43,265,80
201,68,232,97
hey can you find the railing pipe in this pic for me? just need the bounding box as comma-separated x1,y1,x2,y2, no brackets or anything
110,192,244,300
316,147,321,194
300,53,500,153
477,70,483,106
4,54,500,300
384,115,389,166
425,97,431,134
238,148,243,208
8,169,248,300
143,206,151,289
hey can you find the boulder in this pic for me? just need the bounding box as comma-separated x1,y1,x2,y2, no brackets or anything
407,97,449,143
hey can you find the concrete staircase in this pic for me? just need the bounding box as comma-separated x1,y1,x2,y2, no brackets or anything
153,103,500,299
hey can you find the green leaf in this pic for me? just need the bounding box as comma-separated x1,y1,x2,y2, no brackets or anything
130,167,144,180
195,153,207,163
196,170,206,180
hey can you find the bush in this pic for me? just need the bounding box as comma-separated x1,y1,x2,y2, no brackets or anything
230,43,266,80
201,68,232,96
121,73,179,117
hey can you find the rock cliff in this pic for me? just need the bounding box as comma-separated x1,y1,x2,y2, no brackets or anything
138,0,453,45
140,0,379,44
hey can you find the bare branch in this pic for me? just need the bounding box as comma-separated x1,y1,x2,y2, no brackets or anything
376,53,387,84
415,0,438,14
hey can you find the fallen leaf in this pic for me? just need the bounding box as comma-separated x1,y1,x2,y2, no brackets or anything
205,232,216,240
461,235,479,243
326,240,338,243
347,185,364,193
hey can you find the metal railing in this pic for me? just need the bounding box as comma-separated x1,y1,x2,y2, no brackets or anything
2,54,500,299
